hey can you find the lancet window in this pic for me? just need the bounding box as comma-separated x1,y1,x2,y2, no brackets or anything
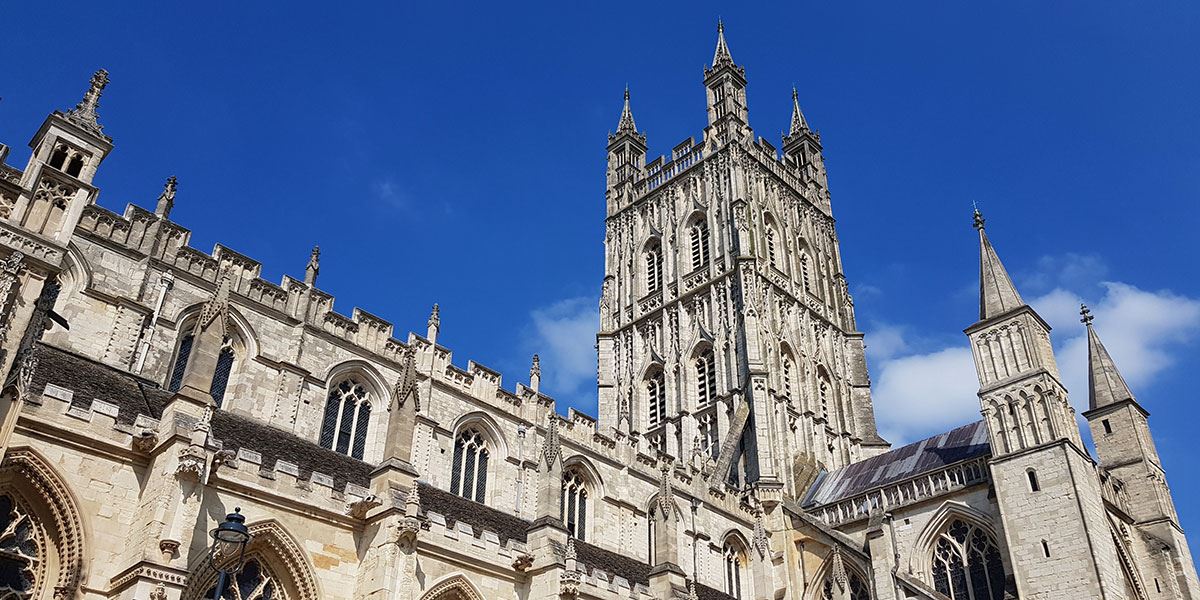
800,251,813,295
820,570,869,600
781,350,795,399
696,349,718,407
318,378,372,460
930,519,1006,600
561,468,589,541
723,539,746,600
168,332,237,408
450,428,489,503
765,224,778,269
817,369,832,422
647,371,667,428
645,241,664,294
697,410,719,460
689,220,711,271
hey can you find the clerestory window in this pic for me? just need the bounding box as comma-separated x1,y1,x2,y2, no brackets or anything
450,428,489,503
561,468,589,541
318,378,372,460
168,332,236,408
689,220,711,271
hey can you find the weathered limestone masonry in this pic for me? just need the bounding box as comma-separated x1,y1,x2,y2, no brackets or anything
0,21,1196,600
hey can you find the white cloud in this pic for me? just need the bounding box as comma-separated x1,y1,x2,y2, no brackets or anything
872,345,980,445
371,178,405,207
525,297,599,412
869,277,1200,446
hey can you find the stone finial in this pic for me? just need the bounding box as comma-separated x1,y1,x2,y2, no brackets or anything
65,69,110,137
616,87,638,134
1082,304,1137,411
974,209,1025,321
752,503,770,558
656,461,674,520
393,345,420,411
304,245,320,287
712,20,734,67
565,537,577,562
529,354,541,393
426,303,440,343
788,87,809,136
831,545,848,591
972,207,986,231
155,176,177,218
687,580,699,600
542,413,561,469
405,483,421,513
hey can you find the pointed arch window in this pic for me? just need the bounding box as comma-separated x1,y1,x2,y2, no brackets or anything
561,468,589,541
0,494,42,598
647,371,667,428
817,369,832,422
204,558,278,600
723,539,746,600
318,378,372,460
689,220,711,271
450,428,489,503
781,351,795,399
696,349,717,407
168,333,237,408
820,570,869,600
930,519,1006,600
800,252,813,295
765,225,778,269
645,241,664,294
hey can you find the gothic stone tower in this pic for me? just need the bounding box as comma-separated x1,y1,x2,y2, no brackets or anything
596,23,888,506
966,212,1128,598
0,71,113,452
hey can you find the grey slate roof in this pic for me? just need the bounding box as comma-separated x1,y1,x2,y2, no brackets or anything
803,420,991,507
31,343,171,425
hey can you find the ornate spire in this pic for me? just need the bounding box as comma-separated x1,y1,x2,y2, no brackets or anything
712,20,734,68
426,303,441,343
974,209,1025,321
529,354,542,393
155,176,177,218
304,245,320,287
788,87,809,135
616,87,639,134
1081,305,1137,411
65,69,110,137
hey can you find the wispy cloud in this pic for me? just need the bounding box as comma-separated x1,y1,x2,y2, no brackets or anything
523,297,599,413
371,177,406,208
870,254,1200,445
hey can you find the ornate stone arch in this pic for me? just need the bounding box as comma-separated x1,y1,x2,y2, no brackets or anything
419,573,485,600
806,546,872,600
908,501,1000,579
182,519,320,600
450,411,509,460
0,447,86,599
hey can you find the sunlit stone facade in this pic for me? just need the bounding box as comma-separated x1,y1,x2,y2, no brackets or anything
0,24,1196,600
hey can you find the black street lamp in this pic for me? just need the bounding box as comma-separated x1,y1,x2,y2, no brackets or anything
208,507,252,599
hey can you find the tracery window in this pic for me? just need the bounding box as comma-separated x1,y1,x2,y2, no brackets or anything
723,540,745,600
820,571,869,600
450,428,489,503
647,371,667,428
765,225,778,268
781,351,795,399
205,558,278,600
645,242,664,294
561,468,589,541
696,349,717,407
689,220,710,271
818,370,831,422
0,494,41,598
800,252,813,294
930,519,1006,600
168,333,237,408
318,378,372,460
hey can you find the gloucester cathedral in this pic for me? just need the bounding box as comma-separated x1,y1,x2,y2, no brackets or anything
0,22,1196,600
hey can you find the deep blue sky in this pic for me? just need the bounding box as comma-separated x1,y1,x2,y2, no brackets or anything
4,3,1198,545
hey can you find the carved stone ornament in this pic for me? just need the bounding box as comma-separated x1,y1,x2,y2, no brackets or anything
197,271,232,332
64,69,109,136
392,346,420,412
149,582,168,600
132,428,159,453
831,545,848,592
657,462,674,521
15,352,38,403
542,414,561,470
560,538,581,597
346,494,382,520
175,446,205,481
512,553,533,572
752,505,769,558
